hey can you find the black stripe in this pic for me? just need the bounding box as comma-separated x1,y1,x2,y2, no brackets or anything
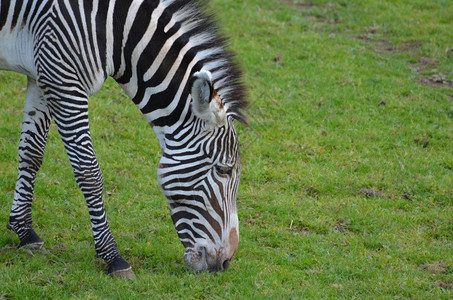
81,0,99,73
116,0,158,83
110,0,131,76
0,0,11,31
21,0,33,29
95,0,111,73
10,0,23,29
193,222,216,244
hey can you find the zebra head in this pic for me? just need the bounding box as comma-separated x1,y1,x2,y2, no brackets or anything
157,70,242,272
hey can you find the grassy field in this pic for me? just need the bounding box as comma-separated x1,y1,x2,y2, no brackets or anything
1,0,453,298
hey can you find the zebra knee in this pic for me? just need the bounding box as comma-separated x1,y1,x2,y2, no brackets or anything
73,166,104,195
17,140,46,176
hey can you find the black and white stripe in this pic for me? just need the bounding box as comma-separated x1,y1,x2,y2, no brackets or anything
1,0,246,275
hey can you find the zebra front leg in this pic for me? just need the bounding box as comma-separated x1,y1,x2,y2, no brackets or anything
47,96,135,279
7,79,51,251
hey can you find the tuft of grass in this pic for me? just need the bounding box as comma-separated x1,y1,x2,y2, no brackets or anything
1,0,453,298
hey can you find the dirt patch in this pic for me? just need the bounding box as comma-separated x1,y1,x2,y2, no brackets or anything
357,38,423,55
418,73,453,89
396,40,424,53
49,243,67,252
281,0,342,24
414,57,439,70
411,57,453,89
401,192,412,200
332,219,350,233
306,186,319,198
287,0,452,91
437,280,453,291
368,40,396,54
359,36,452,90
359,188,383,198
285,1,339,11
421,261,448,274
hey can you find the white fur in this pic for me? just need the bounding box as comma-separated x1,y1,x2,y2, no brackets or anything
191,70,226,128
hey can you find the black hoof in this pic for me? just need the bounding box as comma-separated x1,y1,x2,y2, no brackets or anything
7,224,46,253
108,255,136,279
18,228,43,249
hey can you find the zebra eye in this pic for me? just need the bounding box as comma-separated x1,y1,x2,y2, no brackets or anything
215,164,233,176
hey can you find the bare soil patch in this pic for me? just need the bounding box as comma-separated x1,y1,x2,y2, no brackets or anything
437,280,453,291
359,188,383,198
332,219,350,233
358,37,453,90
421,261,448,274
411,56,453,89
418,73,453,89
356,37,423,55
285,1,339,10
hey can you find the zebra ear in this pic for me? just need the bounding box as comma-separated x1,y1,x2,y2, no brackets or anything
190,70,226,127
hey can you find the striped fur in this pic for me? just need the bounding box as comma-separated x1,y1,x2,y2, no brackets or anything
0,0,247,274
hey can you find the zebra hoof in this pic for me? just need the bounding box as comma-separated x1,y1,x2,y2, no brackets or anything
109,267,136,279
18,234,48,255
19,242,48,254
108,256,136,279
18,228,43,246
7,224,47,254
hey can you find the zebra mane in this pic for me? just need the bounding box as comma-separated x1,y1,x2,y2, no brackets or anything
167,0,248,125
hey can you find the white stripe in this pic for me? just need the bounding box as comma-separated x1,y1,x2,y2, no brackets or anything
119,1,167,97
105,0,115,74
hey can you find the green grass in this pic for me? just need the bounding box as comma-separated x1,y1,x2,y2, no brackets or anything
1,0,453,298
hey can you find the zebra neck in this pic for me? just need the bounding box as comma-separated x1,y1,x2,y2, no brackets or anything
117,61,194,151
106,0,211,139
118,75,193,128
105,0,222,149
144,94,195,152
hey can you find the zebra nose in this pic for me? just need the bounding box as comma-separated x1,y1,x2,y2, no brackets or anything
208,258,231,273
221,259,231,271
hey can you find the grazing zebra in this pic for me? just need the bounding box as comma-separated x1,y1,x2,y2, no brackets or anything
0,0,247,278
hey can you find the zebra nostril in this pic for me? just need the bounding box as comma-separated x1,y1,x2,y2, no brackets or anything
222,259,231,271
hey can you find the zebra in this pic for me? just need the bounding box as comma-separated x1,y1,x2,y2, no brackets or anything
0,0,247,278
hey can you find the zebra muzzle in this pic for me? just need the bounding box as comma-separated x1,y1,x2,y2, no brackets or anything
184,244,233,273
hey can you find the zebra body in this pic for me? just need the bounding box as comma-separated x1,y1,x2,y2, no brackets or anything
0,0,246,276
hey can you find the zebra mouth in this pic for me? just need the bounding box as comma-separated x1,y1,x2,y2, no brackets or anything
183,246,231,273
184,247,208,272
